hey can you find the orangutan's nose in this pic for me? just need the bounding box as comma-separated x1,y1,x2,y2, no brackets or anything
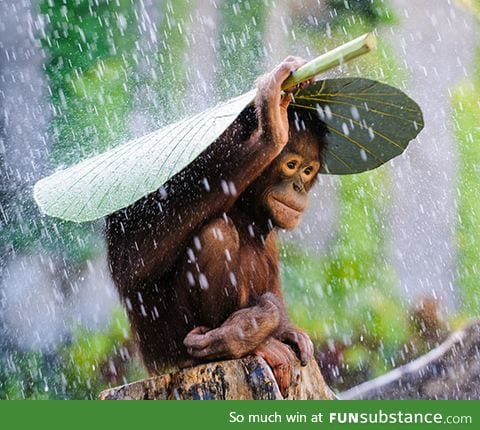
293,179,304,193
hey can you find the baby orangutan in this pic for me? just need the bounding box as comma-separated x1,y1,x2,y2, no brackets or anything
106,57,327,394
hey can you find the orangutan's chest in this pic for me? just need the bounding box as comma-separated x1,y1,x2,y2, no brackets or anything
236,242,279,306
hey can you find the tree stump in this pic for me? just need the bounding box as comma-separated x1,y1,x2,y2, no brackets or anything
341,321,480,400
99,356,336,400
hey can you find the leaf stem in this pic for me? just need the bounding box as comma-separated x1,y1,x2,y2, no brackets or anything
281,32,377,90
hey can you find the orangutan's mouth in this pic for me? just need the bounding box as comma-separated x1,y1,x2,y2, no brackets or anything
271,197,303,215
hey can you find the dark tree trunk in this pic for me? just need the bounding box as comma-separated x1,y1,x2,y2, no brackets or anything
341,321,480,400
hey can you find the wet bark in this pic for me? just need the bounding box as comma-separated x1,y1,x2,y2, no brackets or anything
341,321,480,400
99,356,336,400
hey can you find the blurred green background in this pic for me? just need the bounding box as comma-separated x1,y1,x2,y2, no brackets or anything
0,0,478,398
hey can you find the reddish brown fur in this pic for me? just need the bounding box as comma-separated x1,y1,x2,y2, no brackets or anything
106,57,327,394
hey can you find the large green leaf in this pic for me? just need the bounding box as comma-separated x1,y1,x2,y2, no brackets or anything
34,90,255,223
293,78,424,174
33,78,423,222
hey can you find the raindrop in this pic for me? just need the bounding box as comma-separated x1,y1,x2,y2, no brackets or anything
324,105,332,120
367,127,374,140
360,149,367,162
220,180,230,195
187,247,196,262
202,178,211,192
350,105,360,120
193,236,202,251
186,271,195,286
199,273,209,290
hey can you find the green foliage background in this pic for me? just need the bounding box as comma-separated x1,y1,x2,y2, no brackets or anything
452,3,480,317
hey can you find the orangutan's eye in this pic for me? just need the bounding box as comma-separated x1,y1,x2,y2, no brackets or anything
304,166,313,175
286,161,297,170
